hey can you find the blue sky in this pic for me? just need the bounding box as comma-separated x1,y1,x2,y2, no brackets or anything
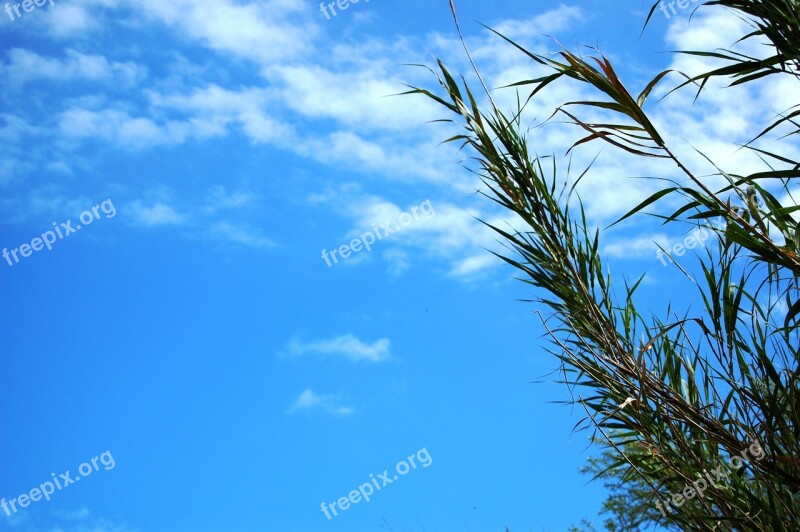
1,1,797,531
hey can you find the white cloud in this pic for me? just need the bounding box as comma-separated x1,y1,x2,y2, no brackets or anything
447,253,498,278
603,233,674,260
11,506,137,532
490,5,584,39
42,2,103,38
383,247,410,276
203,186,255,214
130,201,186,227
0,48,145,91
267,63,442,132
0,114,51,186
148,84,296,147
147,82,460,185
136,0,315,64
0,185,95,222
288,389,354,417
57,107,212,150
208,221,277,249
149,84,268,115
55,508,93,520
287,334,391,363
4,0,796,279
310,184,515,278
124,186,278,250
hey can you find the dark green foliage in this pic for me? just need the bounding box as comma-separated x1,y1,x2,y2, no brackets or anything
409,1,800,529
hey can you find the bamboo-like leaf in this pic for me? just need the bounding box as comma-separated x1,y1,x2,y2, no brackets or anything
637,70,673,107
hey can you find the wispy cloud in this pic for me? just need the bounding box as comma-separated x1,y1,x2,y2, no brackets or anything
203,186,255,214
1,48,146,91
603,233,674,259
1,184,93,222
130,201,186,227
286,334,391,363
135,0,316,65
310,184,512,279
208,221,277,249
2,507,136,532
287,389,354,417
126,187,277,250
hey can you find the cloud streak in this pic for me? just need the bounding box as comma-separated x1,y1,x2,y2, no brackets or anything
288,389,354,417
286,334,391,363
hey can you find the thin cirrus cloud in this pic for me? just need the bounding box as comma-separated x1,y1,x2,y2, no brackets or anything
130,201,186,227
208,221,278,250
1,505,137,532
286,334,392,363
0,48,146,91
203,185,255,214
287,389,354,417
126,186,278,250
603,233,675,260
309,183,517,278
